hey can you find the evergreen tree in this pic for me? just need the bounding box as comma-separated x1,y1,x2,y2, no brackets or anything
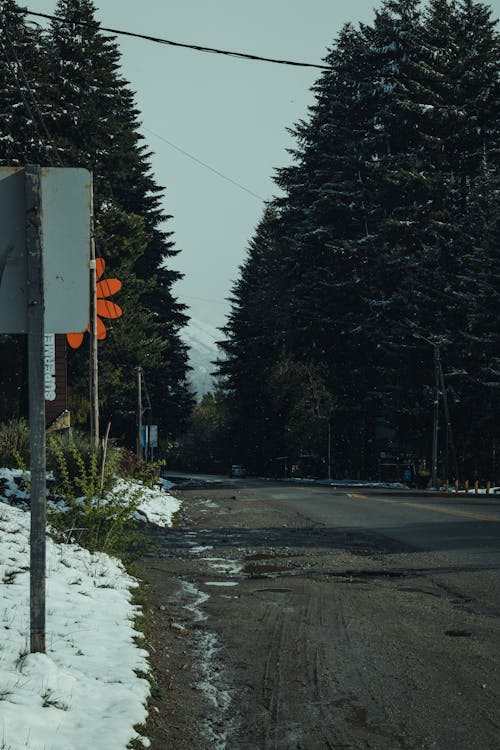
44,0,193,442
217,205,289,470
219,0,499,478
0,2,50,421
0,0,193,441
0,0,53,165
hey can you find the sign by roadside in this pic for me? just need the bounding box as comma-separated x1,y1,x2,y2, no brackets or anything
0,165,92,655
0,167,91,334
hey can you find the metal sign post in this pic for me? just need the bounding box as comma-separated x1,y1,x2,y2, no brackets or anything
0,166,91,654
25,165,46,653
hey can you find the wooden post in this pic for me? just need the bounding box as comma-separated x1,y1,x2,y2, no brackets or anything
26,165,46,654
137,367,143,458
431,344,440,489
89,179,99,449
486,481,491,494
327,419,332,480
474,479,479,495
465,479,469,494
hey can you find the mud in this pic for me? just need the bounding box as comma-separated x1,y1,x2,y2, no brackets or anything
136,483,500,750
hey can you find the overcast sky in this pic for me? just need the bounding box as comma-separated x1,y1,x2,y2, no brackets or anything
27,0,500,330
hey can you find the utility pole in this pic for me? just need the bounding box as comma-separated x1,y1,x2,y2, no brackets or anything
414,333,440,489
89,179,99,449
431,343,440,489
136,366,143,458
140,368,153,462
438,359,459,482
327,418,332,480
26,165,46,654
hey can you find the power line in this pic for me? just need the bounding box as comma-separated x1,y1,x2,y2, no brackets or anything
21,8,330,70
183,295,230,307
144,127,265,201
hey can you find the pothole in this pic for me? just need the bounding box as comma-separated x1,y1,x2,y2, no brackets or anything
444,629,473,638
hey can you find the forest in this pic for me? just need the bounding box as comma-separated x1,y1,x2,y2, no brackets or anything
0,0,194,447
1,0,499,484
206,0,500,483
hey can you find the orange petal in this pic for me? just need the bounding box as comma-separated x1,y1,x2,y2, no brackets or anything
97,278,122,297
95,257,105,280
66,332,85,349
97,316,107,340
96,300,122,319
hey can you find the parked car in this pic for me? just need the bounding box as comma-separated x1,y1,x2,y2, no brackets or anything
229,464,246,478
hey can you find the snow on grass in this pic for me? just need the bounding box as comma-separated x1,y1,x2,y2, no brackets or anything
115,478,181,527
0,469,182,750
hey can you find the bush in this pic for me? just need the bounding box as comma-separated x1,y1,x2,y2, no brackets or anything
46,431,147,561
117,447,163,487
0,419,30,468
48,484,146,561
47,430,119,499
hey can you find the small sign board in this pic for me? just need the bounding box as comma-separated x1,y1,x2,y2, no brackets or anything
0,167,91,333
142,425,159,448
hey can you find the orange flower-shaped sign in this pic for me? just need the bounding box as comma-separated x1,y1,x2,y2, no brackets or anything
66,258,122,349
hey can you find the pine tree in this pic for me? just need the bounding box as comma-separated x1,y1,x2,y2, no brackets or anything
0,0,53,165
44,0,193,441
0,2,50,420
217,205,288,470
0,0,193,440
219,0,500,478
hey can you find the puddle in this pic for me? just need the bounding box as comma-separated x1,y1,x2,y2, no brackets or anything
445,629,473,638
205,581,239,587
190,545,214,553
202,557,243,576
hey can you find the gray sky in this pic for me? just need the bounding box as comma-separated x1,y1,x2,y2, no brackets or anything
27,0,500,330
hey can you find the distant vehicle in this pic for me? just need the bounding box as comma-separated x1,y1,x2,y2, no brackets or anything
229,464,246,478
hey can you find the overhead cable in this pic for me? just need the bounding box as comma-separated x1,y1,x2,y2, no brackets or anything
144,127,265,201
20,8,330,70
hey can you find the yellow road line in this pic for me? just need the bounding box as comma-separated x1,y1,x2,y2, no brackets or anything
347,493,368,499
346,493,500,523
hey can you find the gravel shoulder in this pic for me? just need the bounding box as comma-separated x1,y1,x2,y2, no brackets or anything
136,483,500,750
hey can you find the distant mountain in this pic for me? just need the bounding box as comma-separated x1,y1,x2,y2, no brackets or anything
181,318,221,398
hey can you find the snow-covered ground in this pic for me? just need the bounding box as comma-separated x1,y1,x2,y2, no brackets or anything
0,469,180,750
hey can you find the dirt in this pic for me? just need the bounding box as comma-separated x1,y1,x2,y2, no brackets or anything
135,484,500,750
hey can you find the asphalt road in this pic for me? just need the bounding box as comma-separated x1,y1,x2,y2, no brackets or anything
249,479,500,556
140,476,500,749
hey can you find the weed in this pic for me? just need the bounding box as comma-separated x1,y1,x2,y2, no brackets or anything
16,644,29,671
47,433,149,561
2,570,17,584
41,688,69,711
118,448,164,487
0,419,30,468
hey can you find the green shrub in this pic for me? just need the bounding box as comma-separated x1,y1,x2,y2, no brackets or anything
46,431,148,561
47,430,119,499
117,448,163,487
48,484,147,561
0,419,30,468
